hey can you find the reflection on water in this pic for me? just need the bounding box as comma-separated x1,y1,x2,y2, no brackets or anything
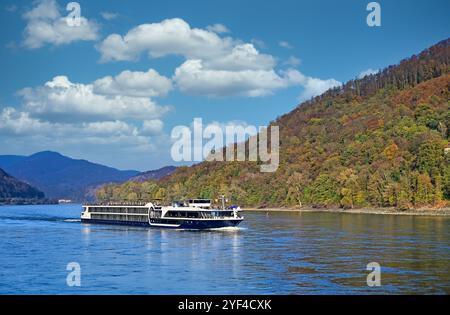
0,204,449,294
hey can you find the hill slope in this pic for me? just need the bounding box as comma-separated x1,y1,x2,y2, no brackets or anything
97,39,450,209
0,168,44,200
128,166,177,182
0,151,139,201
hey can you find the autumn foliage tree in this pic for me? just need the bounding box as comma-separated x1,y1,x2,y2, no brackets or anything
96,39,450,209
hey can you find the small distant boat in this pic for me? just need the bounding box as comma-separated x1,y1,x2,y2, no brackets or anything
81,198,243,230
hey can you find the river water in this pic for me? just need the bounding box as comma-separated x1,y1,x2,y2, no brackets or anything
0,204,448,294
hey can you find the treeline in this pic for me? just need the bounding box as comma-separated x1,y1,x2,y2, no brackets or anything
299,38,449,110
97,39,450,210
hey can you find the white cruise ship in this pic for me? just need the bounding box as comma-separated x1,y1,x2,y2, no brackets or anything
81,198,243,229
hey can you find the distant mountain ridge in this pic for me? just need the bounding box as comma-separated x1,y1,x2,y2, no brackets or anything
0,151,140,201
128,166,177,182
0,151,177,202
0,168,44,200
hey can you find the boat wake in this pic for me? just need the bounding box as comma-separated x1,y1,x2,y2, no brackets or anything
63,219,81,222
208,226,243,231
177,226,244,232
0,216,80,223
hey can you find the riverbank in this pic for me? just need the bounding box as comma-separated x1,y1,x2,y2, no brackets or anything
243,207,450,216
0,198,58,206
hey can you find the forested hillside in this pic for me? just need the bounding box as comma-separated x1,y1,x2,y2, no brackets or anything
97,39,450,209
128,166,177,182
0,168,44,200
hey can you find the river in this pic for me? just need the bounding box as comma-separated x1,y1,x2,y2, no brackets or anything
0,204,448,294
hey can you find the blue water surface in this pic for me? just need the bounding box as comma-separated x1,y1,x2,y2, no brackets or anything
0,204,449,294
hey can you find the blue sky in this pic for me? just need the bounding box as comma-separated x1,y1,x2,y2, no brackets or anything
0,0,449,171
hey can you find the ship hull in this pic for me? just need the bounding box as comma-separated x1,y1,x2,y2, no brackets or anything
81,218,242,229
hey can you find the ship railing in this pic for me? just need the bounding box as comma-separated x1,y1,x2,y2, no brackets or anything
198,212,239,219
85,201,150,207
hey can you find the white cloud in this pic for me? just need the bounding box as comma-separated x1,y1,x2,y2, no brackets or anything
358,68,379,79
84,120,137,136
18,75,170,122
0,107,52,135
250,38,266,50
3,71,170,164
276,68,341,100
141,119,164,136
0,68,173,169
298,76,341,101
22,0,99,49
279,41,293,49
206,23,230,34
0,106,168,169
97,18,340,99
97,18,234,62
204,43,275,71
173,60,301,97
93,69,172,98
0,107,140,138
100,11,118,21
173,60,340,99
283,56,301,67
97,18,274,71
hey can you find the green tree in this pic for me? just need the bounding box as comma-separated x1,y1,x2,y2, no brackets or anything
443,165,450,200
415,173,434,206
286,172,307,207
415,104,439,130
416,139,444,177
304,174,340,206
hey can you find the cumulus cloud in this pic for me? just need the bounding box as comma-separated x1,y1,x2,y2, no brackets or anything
283,56,301,67
206,23,230,34
18,75,170,122
204,43,275,71
96,17,274,71
6,71,170,153
0,107,52,135
1,67,173,169
173,60,302,97
250,38,266,50
173,60,339,99
0,107,146,138
93,69,173,98
284,68,341,99
141,119,164,136
0,105,168,169
22,0,99,49
295,75,341,101
97,18,339,99
272,68,341,100
97,18,235,62
84,120,137,136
